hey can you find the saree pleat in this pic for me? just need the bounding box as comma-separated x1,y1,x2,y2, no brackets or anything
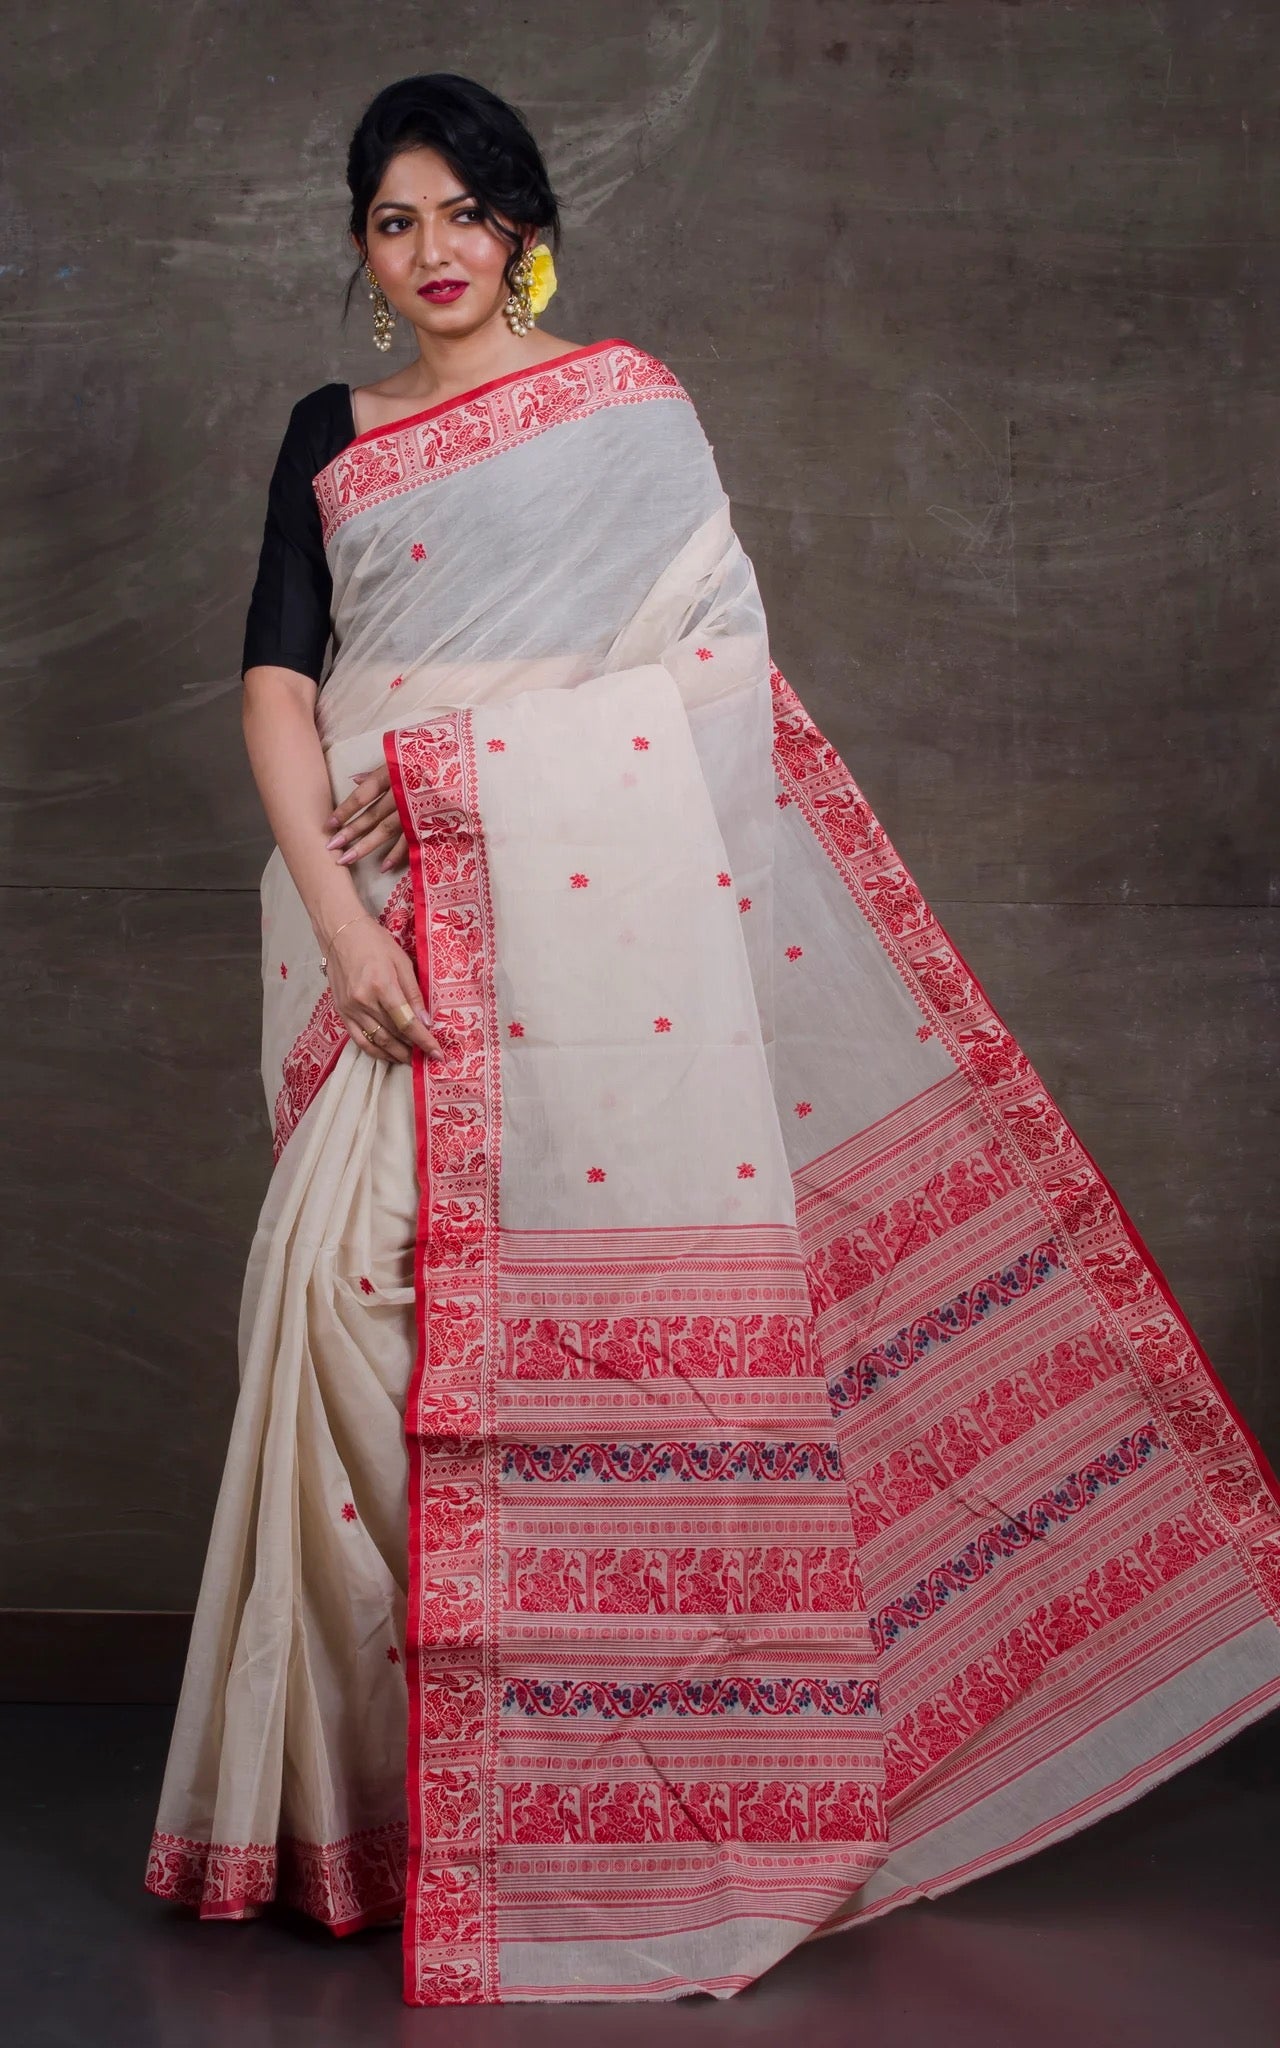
146,339,1280,2001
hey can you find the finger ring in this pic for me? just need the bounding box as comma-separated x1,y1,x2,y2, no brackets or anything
392,1002,416,1026
366,1021,385,1039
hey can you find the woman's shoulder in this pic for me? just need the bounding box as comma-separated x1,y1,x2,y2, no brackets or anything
273,382,354,475
285,381,352,435
604,337,700,412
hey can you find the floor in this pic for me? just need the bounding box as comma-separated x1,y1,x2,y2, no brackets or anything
4,1704,1277,2047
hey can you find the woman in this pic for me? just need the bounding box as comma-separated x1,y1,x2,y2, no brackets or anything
145,72,1280,2006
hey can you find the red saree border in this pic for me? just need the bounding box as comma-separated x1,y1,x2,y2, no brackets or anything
345,337,630,448
384,708,503,2005
144,1820,406,1933
314,340,691,546
271,875,414,1162
769,660,1280,1613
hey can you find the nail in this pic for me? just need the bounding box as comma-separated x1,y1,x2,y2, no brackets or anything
339,850,357,864
326,834,345,850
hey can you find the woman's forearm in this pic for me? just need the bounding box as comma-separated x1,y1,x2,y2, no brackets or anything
241,665,370,949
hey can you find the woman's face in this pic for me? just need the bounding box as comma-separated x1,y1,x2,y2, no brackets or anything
356,145,529,341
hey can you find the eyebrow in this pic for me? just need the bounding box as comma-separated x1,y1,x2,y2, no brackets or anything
370,192,476,214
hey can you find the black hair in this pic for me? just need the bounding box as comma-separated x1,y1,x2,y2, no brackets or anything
343,73,563,319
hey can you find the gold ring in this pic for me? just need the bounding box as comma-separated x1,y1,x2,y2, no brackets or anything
366,1021,385,1039
392,1002,416,1027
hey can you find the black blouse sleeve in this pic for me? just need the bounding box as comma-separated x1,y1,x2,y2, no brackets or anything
240,383,353,684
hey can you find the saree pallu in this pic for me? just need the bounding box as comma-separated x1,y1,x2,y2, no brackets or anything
145,339,1280,2004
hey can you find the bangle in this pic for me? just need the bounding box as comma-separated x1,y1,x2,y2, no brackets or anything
319,913,369,971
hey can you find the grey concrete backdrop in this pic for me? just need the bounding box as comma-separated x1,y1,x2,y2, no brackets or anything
3,2,1277,1612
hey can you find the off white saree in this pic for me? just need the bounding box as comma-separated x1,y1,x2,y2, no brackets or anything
146,340,1280,2004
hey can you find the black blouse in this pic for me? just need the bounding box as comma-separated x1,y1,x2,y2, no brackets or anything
240,383,356,685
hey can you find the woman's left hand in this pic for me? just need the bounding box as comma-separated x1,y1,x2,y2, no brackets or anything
325,764,407,872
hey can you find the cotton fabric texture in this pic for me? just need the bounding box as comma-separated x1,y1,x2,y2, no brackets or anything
145,338,1280,2005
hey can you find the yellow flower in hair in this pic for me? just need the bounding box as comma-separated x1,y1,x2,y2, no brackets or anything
526,242,557,314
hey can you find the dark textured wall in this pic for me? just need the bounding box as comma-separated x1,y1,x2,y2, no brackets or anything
4,1,1276,1611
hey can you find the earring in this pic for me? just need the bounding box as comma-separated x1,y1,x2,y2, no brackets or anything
364,262,395,352
503,242,557,335
502,247,537,336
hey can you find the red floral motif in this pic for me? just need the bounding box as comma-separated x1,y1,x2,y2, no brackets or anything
486,737,506,752
775,791,792,807
744,1546,804,1611
412,1959,483,2004
795,1101,813,1117
511,1546,589,1612
410,542,426,561
717,871,732,887
504,1310,815,1383
586,1166,606,1183
742,1313,811,1374
588,1781,666,1842
418,1672,486,1744
505,1317,581,1379
785,944,803,960
416,1574,484,1645
430,904,483,979
812,1781,882,1841
430,1103,485,1177
673,1545,745,1613
507,1021,525,1038
592,1316,662,1378
507,1781,587,1843
653,1016,672,1032
416,1865,481,1945
739,896,752,912
916,1022,934,1040
389,674,405,690
593,1547,670,1612
143,1818,409,1928
507,1539,863,1617
359,1276,375,1294
279,962,288,979
570,872,590,888
668,1782,734,1844
386,1645,401,1664
695,646,714,661
419,1484,483,1552
340,1501,357,1522
737,1781,811,1842
418,1769,481,1843
737,1162,756,1179
632,735,650,750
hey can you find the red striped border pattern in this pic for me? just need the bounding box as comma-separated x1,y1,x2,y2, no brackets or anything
314,341,690,545
769,660,1280,1610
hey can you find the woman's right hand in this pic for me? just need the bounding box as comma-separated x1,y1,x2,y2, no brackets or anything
326,913,443,1063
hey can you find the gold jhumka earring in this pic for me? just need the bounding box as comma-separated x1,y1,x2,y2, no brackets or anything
503,242,557,336
364,262,395,352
